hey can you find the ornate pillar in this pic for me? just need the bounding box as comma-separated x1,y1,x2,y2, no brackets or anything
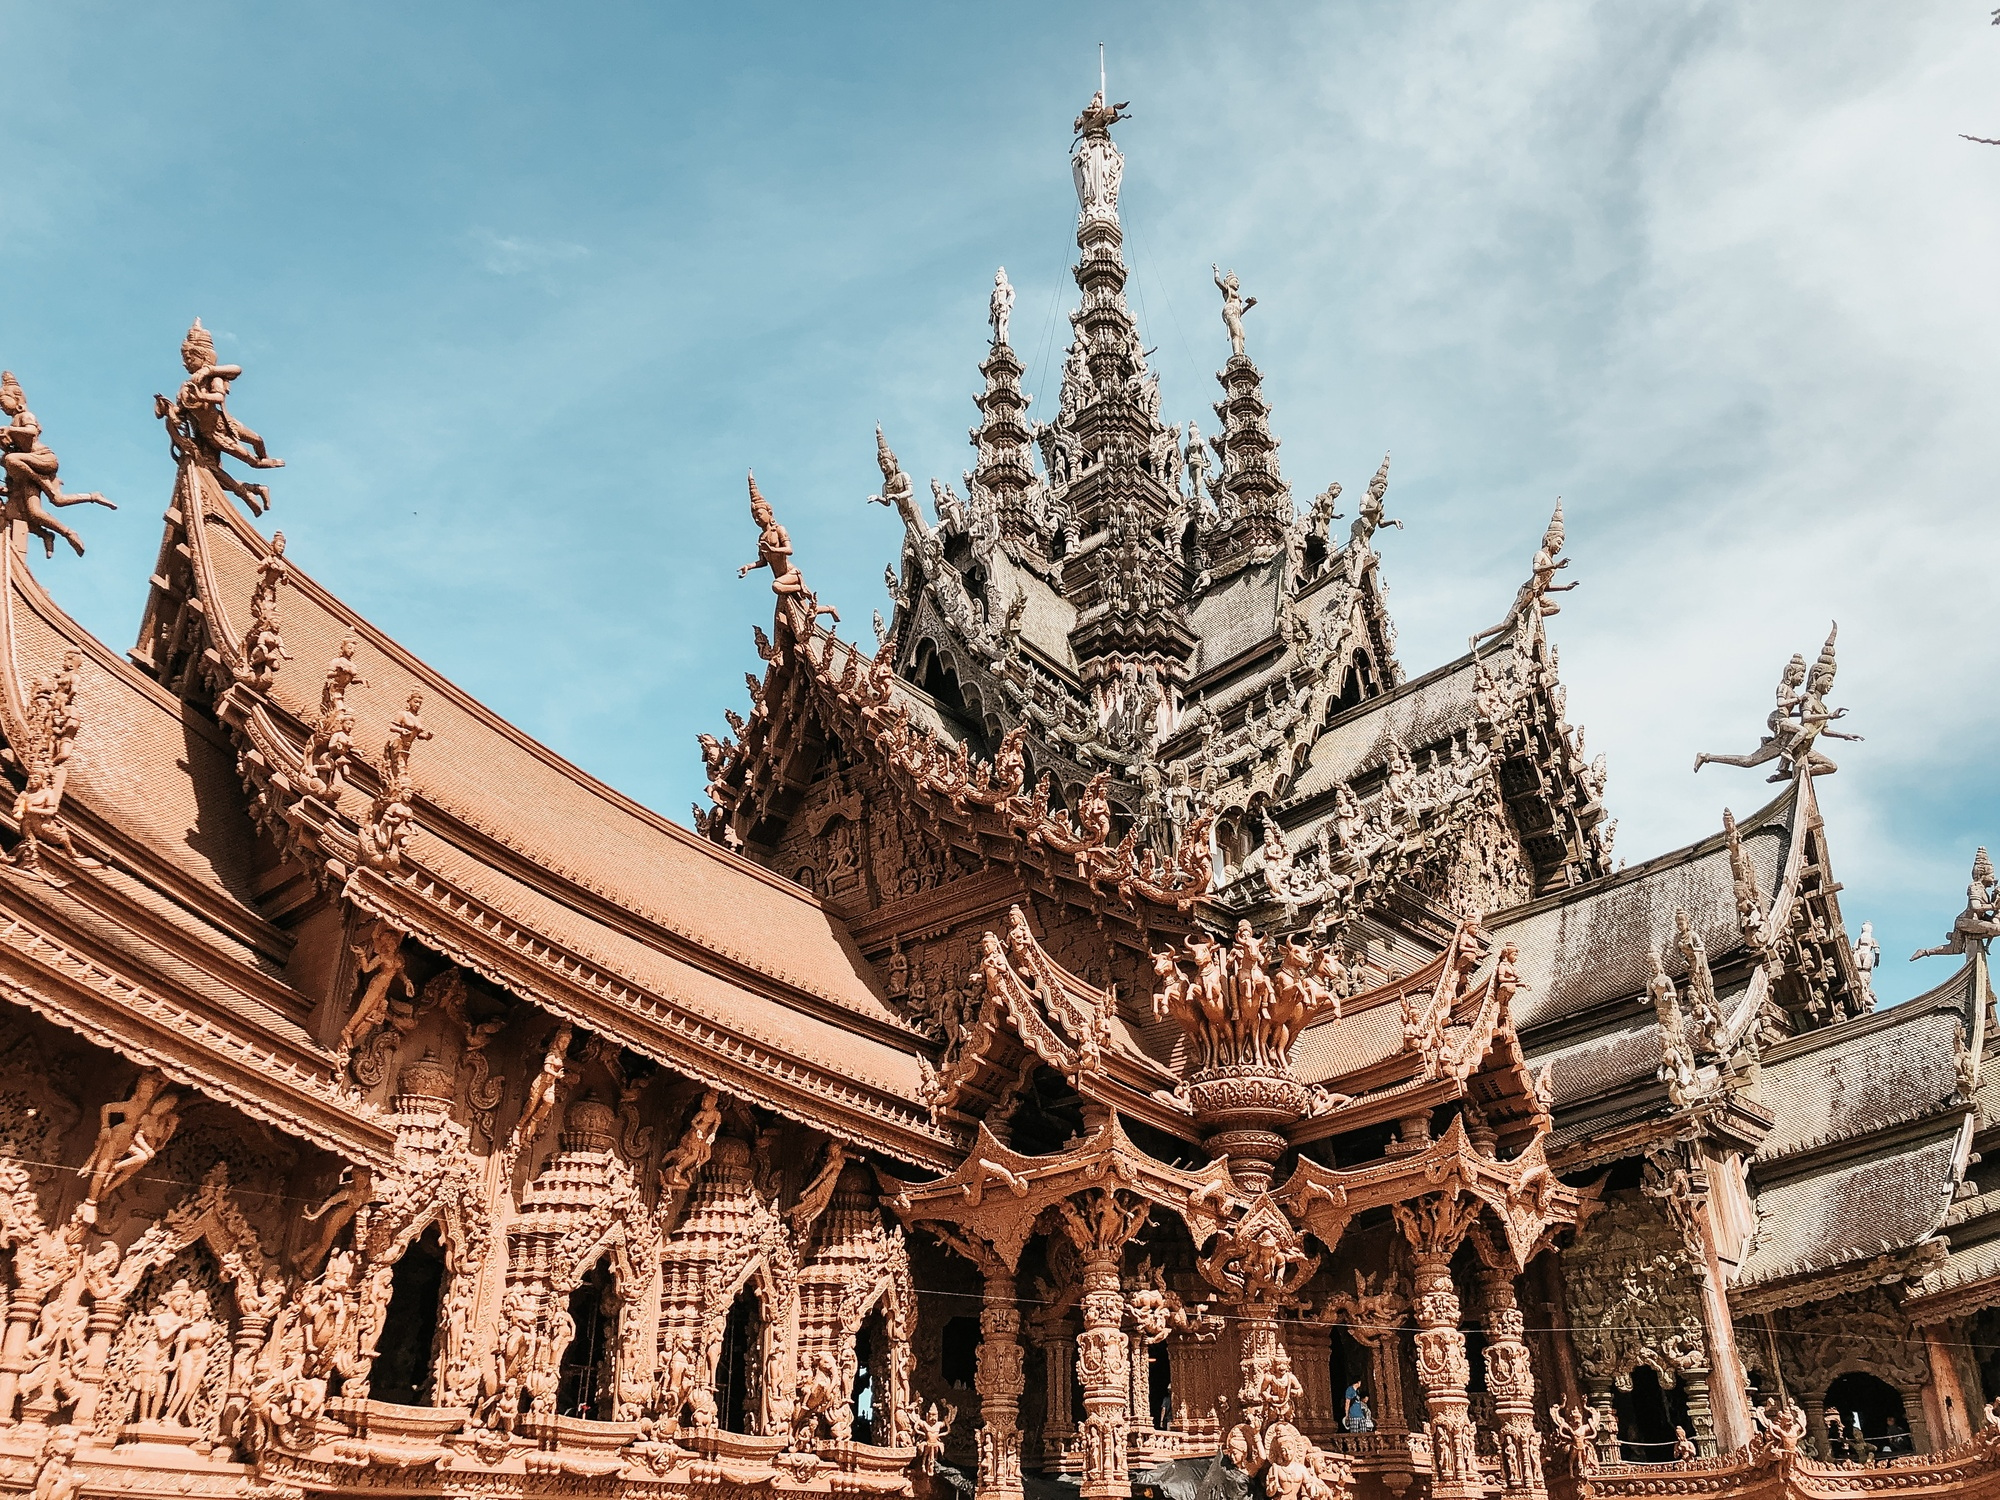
70,1297,126,1430
1059,1190,1143,1500
1031,1321,1077,1467
1394,1195,1481,1500
1896,1383,1929,1455
0,1286,43,1425
1582,1375,1619,1467
975,1263,1025,1500
1803,1391,1830,1461
1473,1237,1546,1499
1681,1368,1717,1456
1286,1323,1337,1446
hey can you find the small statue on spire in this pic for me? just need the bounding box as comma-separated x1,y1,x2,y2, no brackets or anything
0,370,116,559
1072,89,1131,141
1213,266,1257,360
1911,847,2000,961
989,267,1015,347
1469,500,1573,651
740,471,839,626
1071,92,1129,220
155,319,285,515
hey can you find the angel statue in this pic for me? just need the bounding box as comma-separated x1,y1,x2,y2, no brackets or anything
1214,266,1257,359
989,267,1014,347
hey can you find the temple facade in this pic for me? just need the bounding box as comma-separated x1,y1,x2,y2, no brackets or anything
0,92,1994,1500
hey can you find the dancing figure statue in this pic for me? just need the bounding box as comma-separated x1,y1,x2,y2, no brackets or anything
155,320,284,515
1470,501,1573,650
0,371,115,558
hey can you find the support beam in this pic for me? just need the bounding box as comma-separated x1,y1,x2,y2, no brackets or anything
1394,1194,1482,1500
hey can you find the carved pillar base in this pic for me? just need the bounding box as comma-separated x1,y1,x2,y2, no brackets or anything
1032,1325,1077,1469
1804,1394,1830,1462
1682,1368,1716,1457
1477,1257,1546,1499
976,1265,1025,1500
1583,1377,1619,1468
1076,1246,1130,1500
1396,1197,1480,1500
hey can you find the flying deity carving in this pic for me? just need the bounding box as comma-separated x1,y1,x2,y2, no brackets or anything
1470,501,1574,651
1695,625,1858,780
741,470,838,625
0,370,115,558
154,319,284,515
1912,847,2000,961
76,1069,182,1224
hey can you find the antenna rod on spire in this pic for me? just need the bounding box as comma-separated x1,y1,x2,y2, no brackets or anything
1099,42,1106,97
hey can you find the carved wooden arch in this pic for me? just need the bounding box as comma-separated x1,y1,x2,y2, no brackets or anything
696,1236,795,1391
114,1162,276,1304
834,1255,918,1448
534,1163,666,1387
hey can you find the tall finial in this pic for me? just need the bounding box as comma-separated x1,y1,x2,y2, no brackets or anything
1100,41,1106,99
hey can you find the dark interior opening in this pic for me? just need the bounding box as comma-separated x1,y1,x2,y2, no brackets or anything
719,1286,763,1433
1147,1342,1172,1428
852,1306,889,1443
371,1225,447,1406
557,1255,618,1420
1826,1371,1911,1458
942,1315,982,1392
1613,1366,1689,1463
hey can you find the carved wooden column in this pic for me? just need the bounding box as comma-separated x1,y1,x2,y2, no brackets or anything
975,1262,1025,1500
1030,1320,1077,1467
1286,1323,1337,1445
1059,1190,1144,1500
1394,1195,1481,1500
69,1296,126,1430
1803,1391,1831,1461
0,1285,42,1425
1473,1232,1545,1500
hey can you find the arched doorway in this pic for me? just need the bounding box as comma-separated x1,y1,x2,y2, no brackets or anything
718,1286,763,1433
372,1226,447,1406
851,1305,890,1443
557,1256,619,1420
1613,1366,1689,1463
1826,1372,1911,1459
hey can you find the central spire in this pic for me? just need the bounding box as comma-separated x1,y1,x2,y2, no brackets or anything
1050,94,1197,683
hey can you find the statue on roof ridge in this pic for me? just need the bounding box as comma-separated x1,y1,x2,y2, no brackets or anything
740,470,838,627
1469,500,1573,652
154,319,284,516
1213,266,1258,361
1695,623,1858,780
0,370,116,560
1910,847,2000,961
989,267,1014,347
1345,453,1399,580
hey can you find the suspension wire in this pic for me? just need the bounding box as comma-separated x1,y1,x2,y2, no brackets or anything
14,1151,1990,1356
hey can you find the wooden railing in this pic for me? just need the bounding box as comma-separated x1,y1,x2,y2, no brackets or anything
1576,1431,2000,1498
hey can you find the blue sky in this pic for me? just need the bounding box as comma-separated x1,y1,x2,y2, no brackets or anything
3,3,1996,1005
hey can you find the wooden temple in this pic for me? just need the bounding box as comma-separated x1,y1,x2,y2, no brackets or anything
0,90,1995,1500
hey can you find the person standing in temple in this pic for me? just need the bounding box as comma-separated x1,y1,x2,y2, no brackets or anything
1343,1380,1373,1433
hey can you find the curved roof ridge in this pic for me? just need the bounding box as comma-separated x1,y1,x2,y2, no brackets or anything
188,498,906,1026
